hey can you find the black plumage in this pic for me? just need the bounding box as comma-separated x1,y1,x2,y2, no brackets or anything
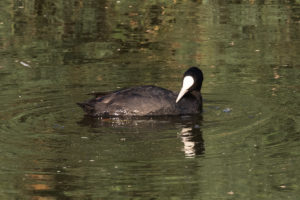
77,67,203,117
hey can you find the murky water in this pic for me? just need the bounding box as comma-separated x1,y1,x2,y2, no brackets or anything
0,0,300,199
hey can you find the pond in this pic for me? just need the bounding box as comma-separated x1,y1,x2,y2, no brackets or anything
0,0,299,199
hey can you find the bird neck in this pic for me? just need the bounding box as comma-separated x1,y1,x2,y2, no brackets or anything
190,90,202,102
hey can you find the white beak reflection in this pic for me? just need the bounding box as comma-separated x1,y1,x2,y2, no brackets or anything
180,127,196,158
179,125,205,158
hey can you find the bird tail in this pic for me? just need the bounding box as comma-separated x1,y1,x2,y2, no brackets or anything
77,102,95,115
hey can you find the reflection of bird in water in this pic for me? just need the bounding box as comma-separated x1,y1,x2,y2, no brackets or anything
77,67,204,117
180,126,205,158
78,115,205,158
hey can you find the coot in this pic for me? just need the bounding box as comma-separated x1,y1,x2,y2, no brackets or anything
77,67,203,117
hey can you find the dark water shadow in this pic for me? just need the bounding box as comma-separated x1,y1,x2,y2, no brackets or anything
78,115,205,157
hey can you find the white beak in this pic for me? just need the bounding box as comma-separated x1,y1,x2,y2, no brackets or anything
176,76,194,103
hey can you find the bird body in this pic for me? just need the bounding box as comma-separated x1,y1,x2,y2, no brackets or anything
78,67,204,117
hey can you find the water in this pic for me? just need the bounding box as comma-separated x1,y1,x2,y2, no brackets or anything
0,0,299,199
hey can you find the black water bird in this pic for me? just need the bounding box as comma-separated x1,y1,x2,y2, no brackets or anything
77,67,204,117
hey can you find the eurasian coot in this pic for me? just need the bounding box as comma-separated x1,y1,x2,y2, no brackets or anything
77,67,204,117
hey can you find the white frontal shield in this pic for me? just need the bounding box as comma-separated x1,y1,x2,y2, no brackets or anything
176,76,194,103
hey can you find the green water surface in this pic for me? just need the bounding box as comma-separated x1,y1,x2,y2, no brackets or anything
0,0,299,199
